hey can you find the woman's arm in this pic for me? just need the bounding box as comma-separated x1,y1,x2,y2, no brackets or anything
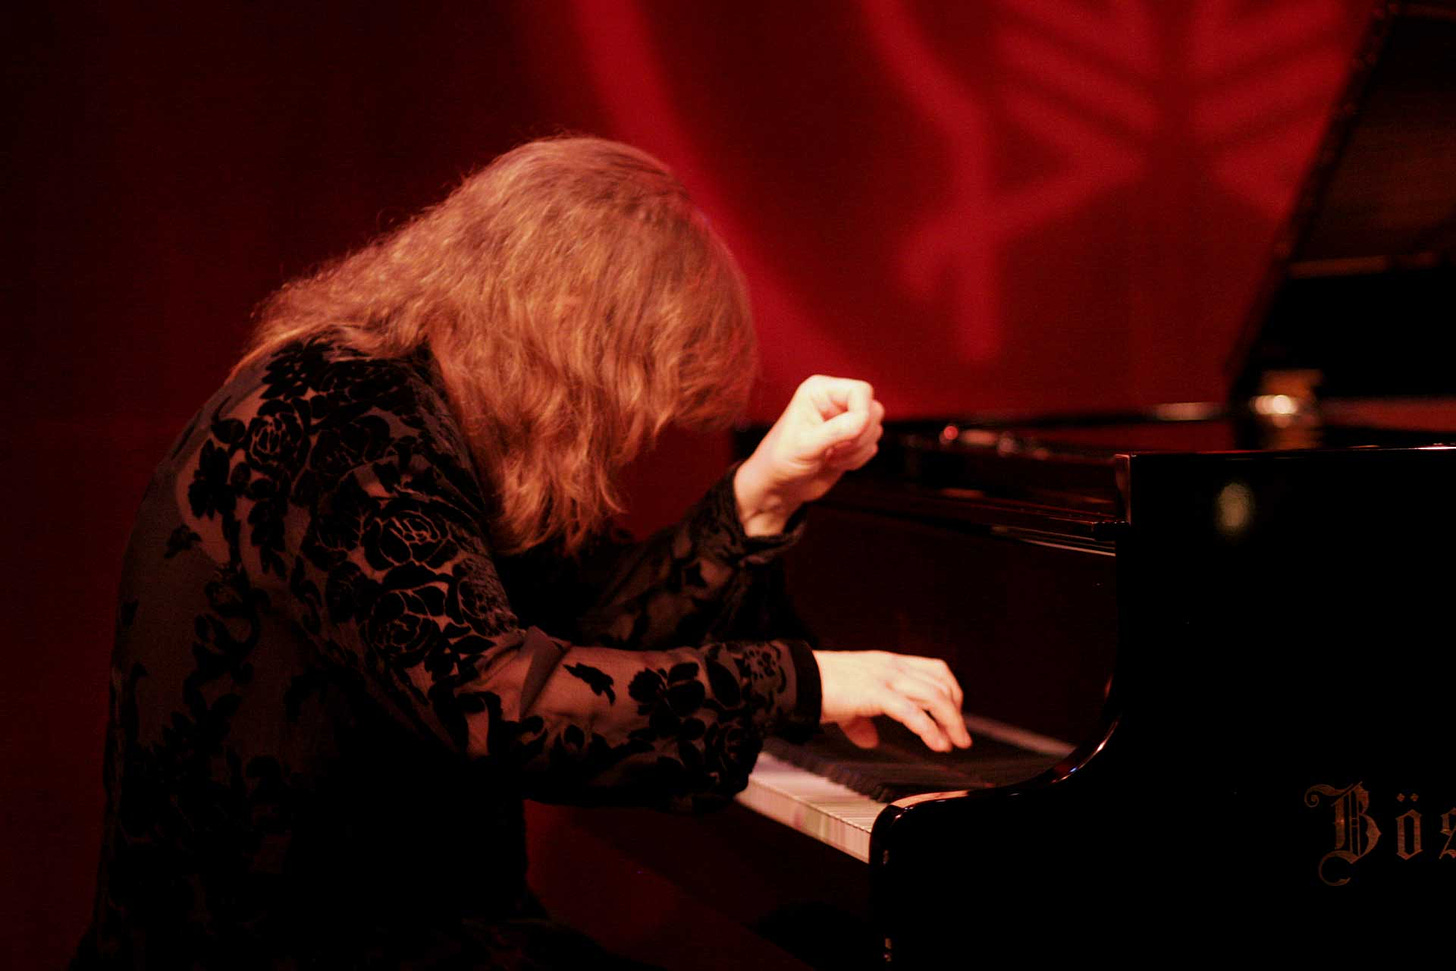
287,391,964,803
208,349,964,811
568,467,806,651
286,429,820,810
569,375,890,650
183,346,813,810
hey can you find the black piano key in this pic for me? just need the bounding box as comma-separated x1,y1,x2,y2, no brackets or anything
764,717,1063,803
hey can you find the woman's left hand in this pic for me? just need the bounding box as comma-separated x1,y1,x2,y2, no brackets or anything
734,375,885,536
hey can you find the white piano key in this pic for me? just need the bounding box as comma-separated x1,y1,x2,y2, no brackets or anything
735,752,884,862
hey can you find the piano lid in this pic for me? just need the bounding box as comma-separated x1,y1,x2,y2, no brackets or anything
1228,0,1456,402
807,2,1456,513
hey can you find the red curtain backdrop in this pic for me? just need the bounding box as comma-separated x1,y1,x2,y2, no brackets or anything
2,2,1370,964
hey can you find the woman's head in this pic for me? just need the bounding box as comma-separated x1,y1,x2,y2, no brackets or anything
242,136,757,553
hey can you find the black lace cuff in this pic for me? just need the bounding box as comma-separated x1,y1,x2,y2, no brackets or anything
696,462,808,568
776,638,822,743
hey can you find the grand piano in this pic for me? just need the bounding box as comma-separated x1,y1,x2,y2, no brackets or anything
563,2,1456,963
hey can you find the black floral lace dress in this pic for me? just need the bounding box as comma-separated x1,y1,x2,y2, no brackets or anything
76,338,820,969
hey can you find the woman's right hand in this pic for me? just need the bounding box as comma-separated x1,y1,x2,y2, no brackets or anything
812,650,972,752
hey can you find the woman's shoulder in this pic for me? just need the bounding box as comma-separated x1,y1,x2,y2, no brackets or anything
254,335,471,466
232,336,442,415
207,338,446,441
164,335,483,577
171,336,472,501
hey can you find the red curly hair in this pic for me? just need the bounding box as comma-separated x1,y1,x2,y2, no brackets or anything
235,137,757,553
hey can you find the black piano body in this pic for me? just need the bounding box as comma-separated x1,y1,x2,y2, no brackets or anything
797,425,1456,955
765,0,1456,958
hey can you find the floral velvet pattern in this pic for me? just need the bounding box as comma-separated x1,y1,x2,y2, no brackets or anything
78,338,819,968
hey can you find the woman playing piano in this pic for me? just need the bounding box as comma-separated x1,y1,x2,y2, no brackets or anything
77,136,970,968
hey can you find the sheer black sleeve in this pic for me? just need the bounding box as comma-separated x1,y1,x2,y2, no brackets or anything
205,341,818,810
563,466,809,651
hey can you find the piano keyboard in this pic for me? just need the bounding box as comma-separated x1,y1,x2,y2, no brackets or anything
736,713,1074,863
